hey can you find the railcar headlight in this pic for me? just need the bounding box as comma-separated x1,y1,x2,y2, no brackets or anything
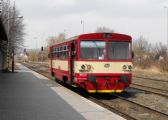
128,65,132,70
81,65,85,70
123,65,127,70
87,65,91,70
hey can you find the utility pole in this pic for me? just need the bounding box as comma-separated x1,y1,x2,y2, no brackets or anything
35,37,38,62
81,20,84,33
41,46,43,64
64,29,67,38
164,6,168,52
7,0,10,71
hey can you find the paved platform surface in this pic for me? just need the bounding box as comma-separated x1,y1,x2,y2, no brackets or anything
0,64,126,120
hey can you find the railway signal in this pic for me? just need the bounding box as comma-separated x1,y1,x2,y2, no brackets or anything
41,46,43,51
41,46,43,64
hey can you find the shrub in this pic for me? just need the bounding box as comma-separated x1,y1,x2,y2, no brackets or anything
159,55,168,72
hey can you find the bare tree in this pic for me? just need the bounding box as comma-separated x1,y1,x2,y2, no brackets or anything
27,33,66,62
46,37,57,47
150,42,168,72
28,50,38,62
0,0,25,71
46,33,65,47
1,0,25,49
133,35,151,54
133,35,152,68
95,26,115,33
152,42,167,60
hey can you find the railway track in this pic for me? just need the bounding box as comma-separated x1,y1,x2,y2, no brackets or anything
131,83,168,98
89,94,168,120
22,63,168,120
62,84,168,120
88,96,136,120
133,76,168,83
113,94,168,119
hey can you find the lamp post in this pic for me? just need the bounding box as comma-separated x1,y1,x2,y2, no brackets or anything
164,6,168,52
81,20,84,33
6,15,23,72
11,1,23,72
34,37,38,62
11,17,23,72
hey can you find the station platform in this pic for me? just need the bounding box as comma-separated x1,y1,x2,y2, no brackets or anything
0,63,125,120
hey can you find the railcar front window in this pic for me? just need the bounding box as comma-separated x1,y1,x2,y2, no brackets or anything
108,42,130,60
80,41,106,60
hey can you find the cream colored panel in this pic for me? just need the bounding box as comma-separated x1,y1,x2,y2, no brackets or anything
74,61,132,74
52,60,68,71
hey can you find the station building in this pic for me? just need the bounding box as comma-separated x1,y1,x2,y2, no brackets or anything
0,17,8,72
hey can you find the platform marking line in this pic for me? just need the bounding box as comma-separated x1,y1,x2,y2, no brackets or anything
50,86,105,111
50,87,126,120
80,97,106,111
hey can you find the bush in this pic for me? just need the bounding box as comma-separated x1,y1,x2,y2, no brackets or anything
159,55,168,72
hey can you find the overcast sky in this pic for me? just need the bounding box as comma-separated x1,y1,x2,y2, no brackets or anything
13,0,168,49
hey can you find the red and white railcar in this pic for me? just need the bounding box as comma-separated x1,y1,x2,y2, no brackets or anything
50,33,133,93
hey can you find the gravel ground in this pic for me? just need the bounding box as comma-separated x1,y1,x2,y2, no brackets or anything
125,92,168,115
131,69,168,115
133,69,168,81
132,77,168,91
132,68,168,92
100,97,168,120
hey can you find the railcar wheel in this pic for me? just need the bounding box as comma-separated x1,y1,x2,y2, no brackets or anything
54,74,59,83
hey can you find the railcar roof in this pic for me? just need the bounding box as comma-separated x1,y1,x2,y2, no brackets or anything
51,33,131,47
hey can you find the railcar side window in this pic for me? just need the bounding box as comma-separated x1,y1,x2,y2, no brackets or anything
108,42,130,60
52,47,56,59
52,45,68,60
62,45,68,60
80,41,106,60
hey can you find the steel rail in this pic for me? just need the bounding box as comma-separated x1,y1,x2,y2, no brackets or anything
132,83,168,93
130,85,168,98
114,94,168,117
133,76,168,82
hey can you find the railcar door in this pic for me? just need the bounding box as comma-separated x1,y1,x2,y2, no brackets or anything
70,41,75,82
50,47,53,69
